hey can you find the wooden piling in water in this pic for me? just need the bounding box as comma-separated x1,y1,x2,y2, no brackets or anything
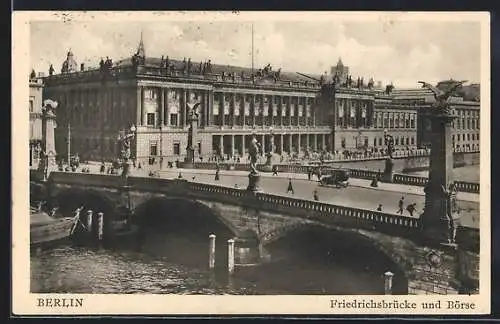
208,234,216,270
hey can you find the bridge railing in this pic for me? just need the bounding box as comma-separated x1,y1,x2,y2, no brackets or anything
176,179,423,235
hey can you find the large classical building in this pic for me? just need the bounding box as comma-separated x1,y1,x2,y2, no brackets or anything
41,37,480,166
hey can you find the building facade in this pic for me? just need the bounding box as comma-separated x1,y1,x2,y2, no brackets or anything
41,39,480,166
29,73,44,166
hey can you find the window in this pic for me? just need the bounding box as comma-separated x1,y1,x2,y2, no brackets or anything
467,133,470,141
379,138,383,146
477,133,480,141
364,137,369,147
467,119,471,129
406,138,410,145
452,135,455,142
457,134,460,141
341,138,346,149
462,134,466,141
170,114,178,126
373,138,377,147
471,134,475,141
147,113,155,126
173,143,180,155
395,137,399,145
411,137,415,145
198,142,202,154
145,89,158,100
150,143,158,156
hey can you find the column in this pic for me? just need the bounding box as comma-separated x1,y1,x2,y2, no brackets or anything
296,96,300,126
221,93,225,127
297,134,301,155
313,134,317,151
182,89,187,128
242,135,246,156
306,133,310,152
219,135,224,157
261,134,265,152
136,86,142,126
288,134,293,154
312,98,316,127
232,93,236,126
252,95,256,127
280,134,284,154
322,134,326,150
230,134,235,158
242,95,246,127
160,88,165,127
164,88,170,126
208,90,214,126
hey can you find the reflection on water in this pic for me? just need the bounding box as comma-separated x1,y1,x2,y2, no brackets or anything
31,231,405,295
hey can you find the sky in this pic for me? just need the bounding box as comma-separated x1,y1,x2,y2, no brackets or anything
30,17,482,88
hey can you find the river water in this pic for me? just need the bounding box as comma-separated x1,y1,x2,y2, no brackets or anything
31,230,407,295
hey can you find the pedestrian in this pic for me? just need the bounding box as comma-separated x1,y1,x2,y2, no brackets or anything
272,165,278,176
316,167,322,182
215,169,220,181
370,175,379,187
178,172,183,179
397,196,404,214
307,167,312,181
313,189,319,201
406,203,416,217
286,178,294,195
376,204,383,211
100,162,106,174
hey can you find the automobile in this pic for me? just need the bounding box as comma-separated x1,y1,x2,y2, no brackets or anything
319,168,350,188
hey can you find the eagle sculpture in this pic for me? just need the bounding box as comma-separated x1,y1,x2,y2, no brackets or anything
418,80,467,115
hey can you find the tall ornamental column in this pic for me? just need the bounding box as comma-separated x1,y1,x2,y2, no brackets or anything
419,81,466,246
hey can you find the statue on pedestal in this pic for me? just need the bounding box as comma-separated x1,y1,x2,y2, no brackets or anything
381,130,395,182
185,102,201,165
247,134,262,191
117,125,136,179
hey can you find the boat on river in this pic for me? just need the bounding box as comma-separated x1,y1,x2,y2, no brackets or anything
30,206,75,247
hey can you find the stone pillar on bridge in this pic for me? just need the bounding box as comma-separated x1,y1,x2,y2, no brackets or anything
420,81,465,246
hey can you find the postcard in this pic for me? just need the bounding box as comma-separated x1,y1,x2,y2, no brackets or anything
13,10,490,315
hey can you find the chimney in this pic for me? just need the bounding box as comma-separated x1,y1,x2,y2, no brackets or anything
80,63,85,71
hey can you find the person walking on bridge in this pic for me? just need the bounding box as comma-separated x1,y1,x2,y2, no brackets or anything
313,189,319,201
286,178,295,195
397,196,405,215
406,203,417,217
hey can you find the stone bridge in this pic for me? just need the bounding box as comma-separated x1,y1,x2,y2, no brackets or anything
35,172,479,295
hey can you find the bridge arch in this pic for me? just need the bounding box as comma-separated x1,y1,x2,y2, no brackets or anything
54,188,117,235
262,223,412,294
132,196,241,269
